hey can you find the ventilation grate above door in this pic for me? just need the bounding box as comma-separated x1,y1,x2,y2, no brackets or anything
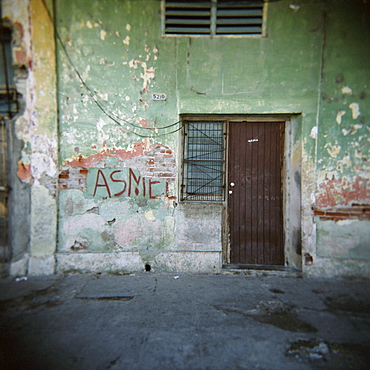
216,0,264,35
163,0,264,36
164,1,212,35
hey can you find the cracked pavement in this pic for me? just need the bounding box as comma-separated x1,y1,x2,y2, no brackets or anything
0,273,369,369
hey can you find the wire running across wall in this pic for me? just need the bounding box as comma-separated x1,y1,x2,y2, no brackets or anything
40,0,182,138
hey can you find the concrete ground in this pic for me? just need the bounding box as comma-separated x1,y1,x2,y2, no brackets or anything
0,272,369,370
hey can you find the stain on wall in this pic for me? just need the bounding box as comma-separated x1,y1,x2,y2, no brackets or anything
54,0,369,275
4,0,369,276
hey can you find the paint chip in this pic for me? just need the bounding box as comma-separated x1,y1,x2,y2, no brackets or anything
336,110,346,124
86,21,93,29
349,102,361,119
129,59,138,69
144,210,156,221
99,93,108,101
326,143,341,158
341,86,353,95
310,126,318,139
123,36,130,45
140,67,155,91
100,29,107,41
126,24,131,31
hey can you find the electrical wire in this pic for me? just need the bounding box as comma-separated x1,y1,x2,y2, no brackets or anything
40,0,182,138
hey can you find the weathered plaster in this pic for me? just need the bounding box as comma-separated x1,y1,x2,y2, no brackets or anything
174,204,222,252
3,0,367,276
310,0,370,277
28,255,55,276
56,252,144,274
154,252,221,274
304,257,370,278
316,176,370,208
2,0,58,275
317,219,370,260
57,140,177,259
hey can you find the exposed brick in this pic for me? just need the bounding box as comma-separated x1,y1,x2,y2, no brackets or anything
58,144,176,194
58,166,87,191
156,173,176,178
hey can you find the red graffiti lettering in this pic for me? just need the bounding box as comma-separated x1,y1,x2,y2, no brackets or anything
93,169,111,197
110,170,127,197
129,168,141,197
142,177,146,197
149,179,161,199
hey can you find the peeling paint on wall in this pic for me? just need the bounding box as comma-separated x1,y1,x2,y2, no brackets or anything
64,142,154,168
335,110,345,124
17,161,33,184
3,0,59,276
341,86,353,95
349,102,361,119
3,0,367,277
310,126,318,139
316,176,370,208
325,143,341,158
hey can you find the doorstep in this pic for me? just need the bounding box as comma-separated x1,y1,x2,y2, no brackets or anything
222,264,302,277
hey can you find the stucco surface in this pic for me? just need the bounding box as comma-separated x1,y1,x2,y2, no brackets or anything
2,0,369,276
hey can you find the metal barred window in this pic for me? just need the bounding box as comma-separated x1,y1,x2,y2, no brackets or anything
163,0,265,36
181,120,225,201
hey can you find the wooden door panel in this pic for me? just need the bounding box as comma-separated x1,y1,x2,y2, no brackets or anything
228,121,284,265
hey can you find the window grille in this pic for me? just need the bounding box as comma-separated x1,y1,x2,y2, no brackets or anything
163,0,265,36
181,120,225,201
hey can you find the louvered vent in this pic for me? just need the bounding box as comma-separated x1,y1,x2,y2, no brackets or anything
164,0,264,36
164,1,212,35
216,1,264,35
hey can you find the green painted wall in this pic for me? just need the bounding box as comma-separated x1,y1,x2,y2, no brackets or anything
316,0,370,207
55,0,369,275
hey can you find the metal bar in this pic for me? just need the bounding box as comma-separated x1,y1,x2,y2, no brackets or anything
182,120,225,201
0,20,11,118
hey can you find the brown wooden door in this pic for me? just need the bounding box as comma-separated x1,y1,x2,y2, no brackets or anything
228,121,284,265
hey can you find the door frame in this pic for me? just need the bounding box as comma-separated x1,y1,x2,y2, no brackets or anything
222,115,302,270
